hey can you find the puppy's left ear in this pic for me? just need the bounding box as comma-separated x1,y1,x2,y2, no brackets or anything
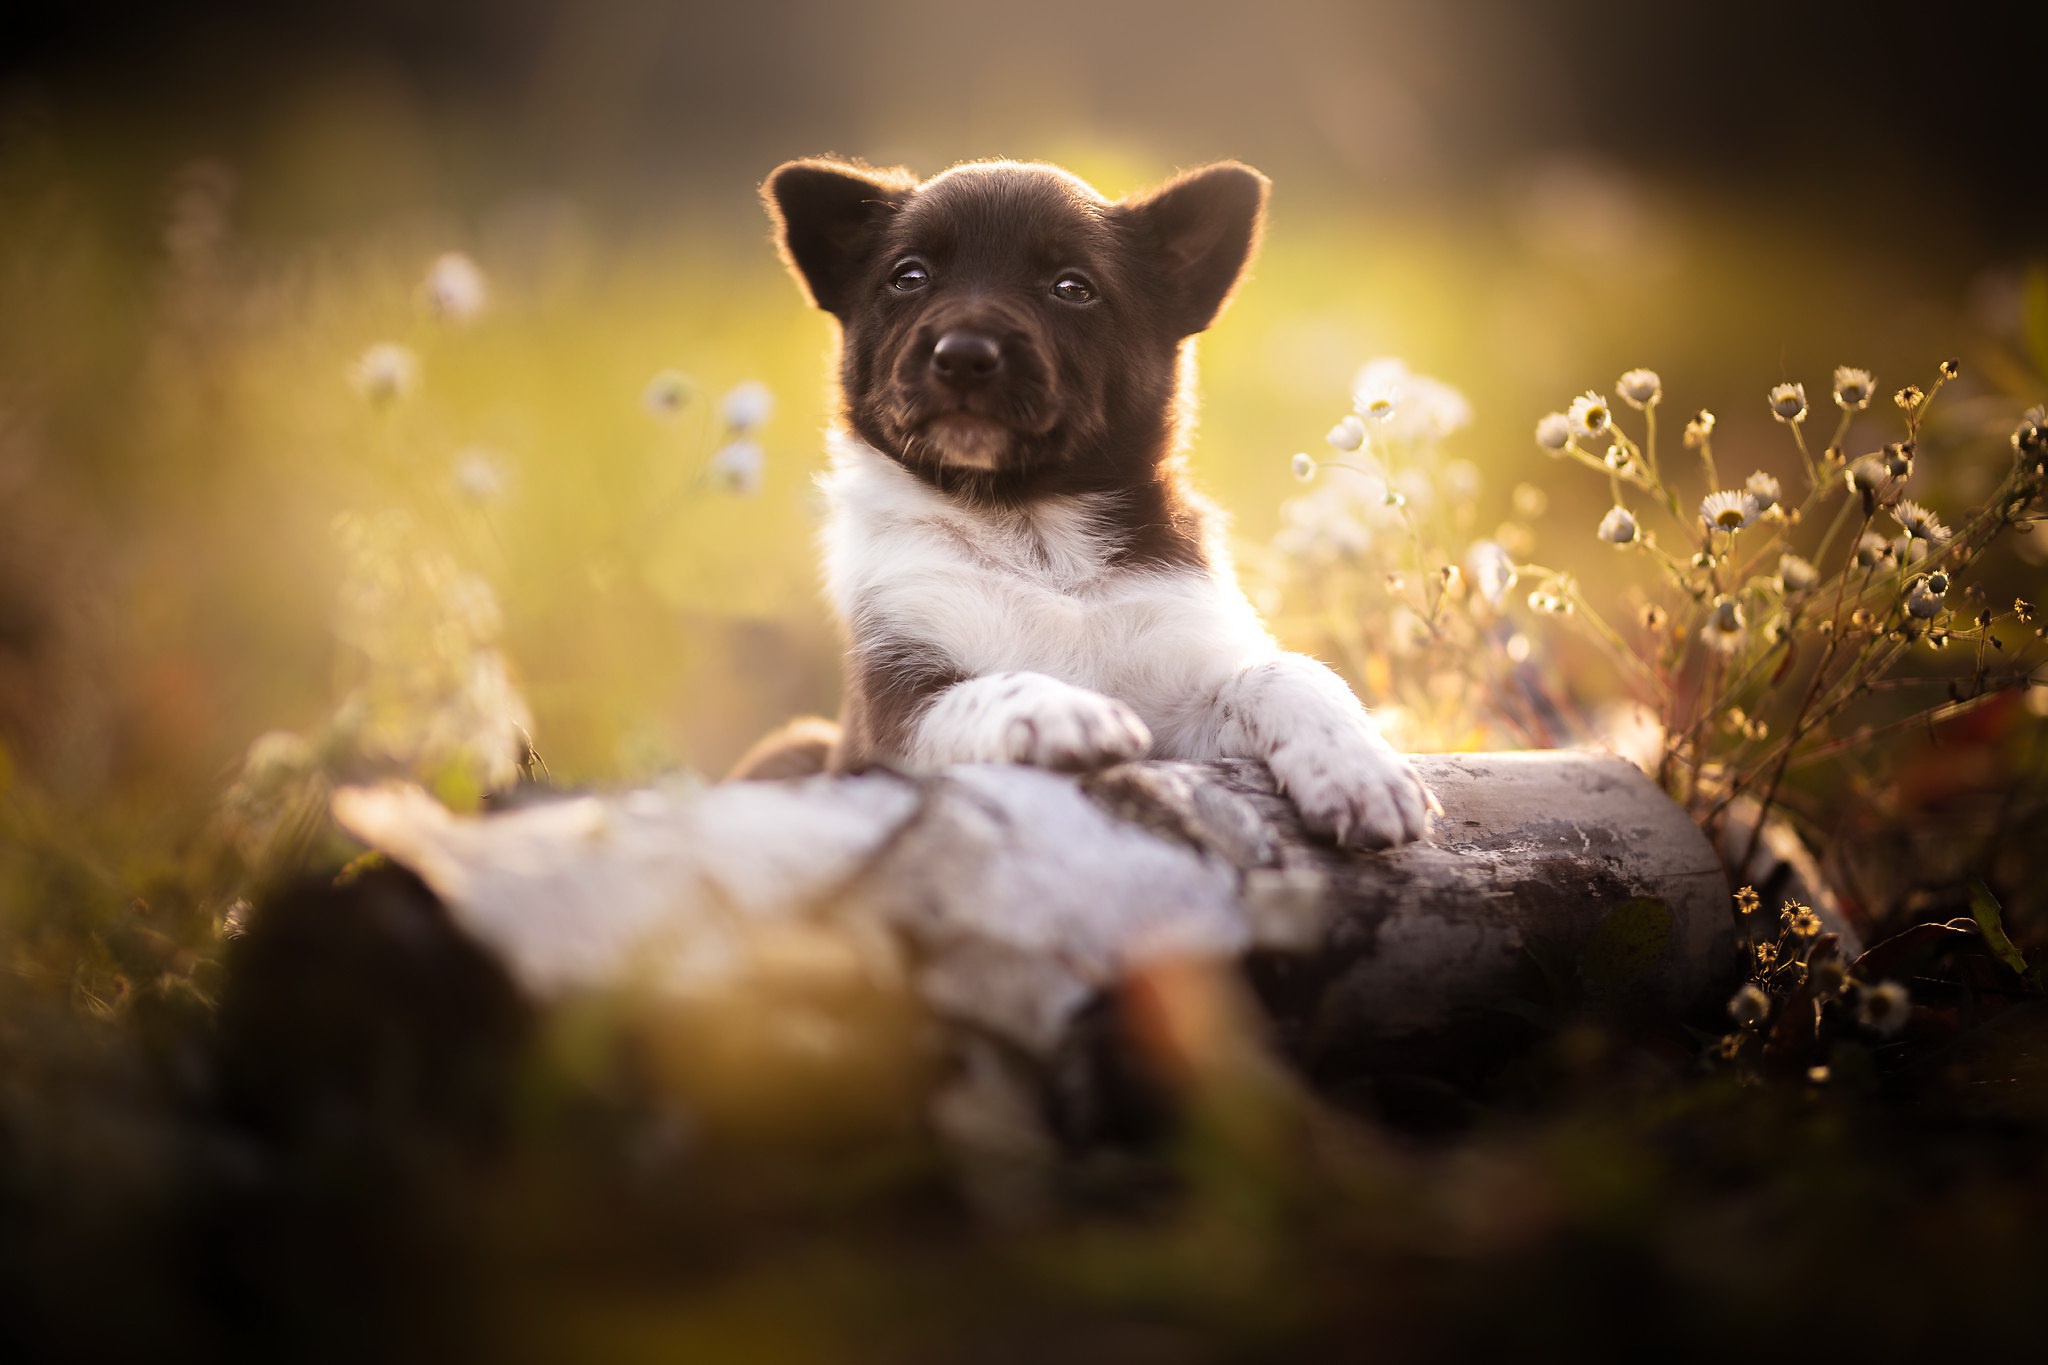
1122,162,1270,336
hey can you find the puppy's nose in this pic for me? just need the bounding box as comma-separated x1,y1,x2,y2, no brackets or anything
931,331,1003,385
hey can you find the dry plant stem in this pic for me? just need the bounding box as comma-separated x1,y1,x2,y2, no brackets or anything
1737,635,1836,870
1790,422,1816,484
1789,689,2014,768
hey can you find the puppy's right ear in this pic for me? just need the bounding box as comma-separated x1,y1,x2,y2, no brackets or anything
762,159,918,320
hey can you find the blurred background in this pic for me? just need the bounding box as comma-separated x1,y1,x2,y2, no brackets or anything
1,0,2044,839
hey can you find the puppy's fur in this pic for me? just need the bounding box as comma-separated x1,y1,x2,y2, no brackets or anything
747,156,1433,848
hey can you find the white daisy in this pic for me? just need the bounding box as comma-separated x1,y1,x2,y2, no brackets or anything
643,369,695,416
1776,554,1818,595
708,439,765,494
1699,490,1761,531
1832,366,1875,411
1768,382,1807,423
720,381,775,432
1568,390,1612,441
1616,368,1662,408
1597,505,1638,544
350,342,417,404
1465,540,1517,608
1701,596,1747,652
1326,415,1365,452
1535,411,1572,451
421,251,488,323
1892,499,1949,543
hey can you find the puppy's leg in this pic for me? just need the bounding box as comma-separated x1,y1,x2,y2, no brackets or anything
725,716,842,781
1210,654,1435,849
912,672,1151,772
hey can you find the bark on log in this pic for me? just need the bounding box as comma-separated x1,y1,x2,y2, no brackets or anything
334,751,1738,1076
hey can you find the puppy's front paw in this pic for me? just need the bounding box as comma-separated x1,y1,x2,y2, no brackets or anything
1000,688,1151,772
1270,732,1436,850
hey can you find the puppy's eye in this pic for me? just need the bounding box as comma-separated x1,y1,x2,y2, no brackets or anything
1050,274,1096,304
891,261,930,292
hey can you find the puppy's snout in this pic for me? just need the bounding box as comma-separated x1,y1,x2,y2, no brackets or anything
930,330,1003,386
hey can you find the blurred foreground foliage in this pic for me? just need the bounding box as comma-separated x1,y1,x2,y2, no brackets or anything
2,860,2046,1363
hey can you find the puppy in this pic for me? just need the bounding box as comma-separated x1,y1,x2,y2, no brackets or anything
743,156,1434,849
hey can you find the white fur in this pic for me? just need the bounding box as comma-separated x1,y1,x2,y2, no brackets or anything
820,433,1435,847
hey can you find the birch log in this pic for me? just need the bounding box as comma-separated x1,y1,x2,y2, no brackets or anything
333,751,1737,1075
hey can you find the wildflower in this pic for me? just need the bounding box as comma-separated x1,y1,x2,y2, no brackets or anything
1939,358,1961,380
1527,584,1573,614
1882,441,1914,479
1535,412,1573,451
350,342,418,404
451,448,510,504
1701,596,1747,652
1854,532,1892,567
1894,384,1925,412
708,439,766,494
1351,358,1470,444
1832,366,1875,410
1700,490,1760,531
720,381,775,432
1728,983,1770,1029
1768,382,1807,423
2014,407,2045,456
1905,579,1945,620
421,251,487,322
1857,980,1911,1035
1568,390,1612,441
1683,409,1717,448
1845,455,1901,504
1892,499,1950,544
1597,505,1639,544
1755,940,1779,969
1326,415,1366,452
2018,599,2035,623
1810,957,1849,998
643,369,695,416
1617,368,1662,408
1735,885,1761,916
1292,452,1316,481
1777,553,1819,595
1786,905,1822,939
1744,471,1782,513
1466,540,1517,607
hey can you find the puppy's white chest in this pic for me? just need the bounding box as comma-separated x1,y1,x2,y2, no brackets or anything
819,437,1269,703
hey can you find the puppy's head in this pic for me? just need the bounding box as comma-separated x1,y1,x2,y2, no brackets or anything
763,157,1267,500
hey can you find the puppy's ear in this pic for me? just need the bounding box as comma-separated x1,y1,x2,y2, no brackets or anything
763,158,918,320
1122,162,1270,336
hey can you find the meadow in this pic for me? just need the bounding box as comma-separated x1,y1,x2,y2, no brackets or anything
3,108,2047,1360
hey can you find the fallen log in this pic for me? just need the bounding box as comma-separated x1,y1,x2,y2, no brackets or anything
333,751,1739,1083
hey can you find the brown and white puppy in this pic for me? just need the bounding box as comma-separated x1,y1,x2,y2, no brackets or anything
749,156,1434,848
